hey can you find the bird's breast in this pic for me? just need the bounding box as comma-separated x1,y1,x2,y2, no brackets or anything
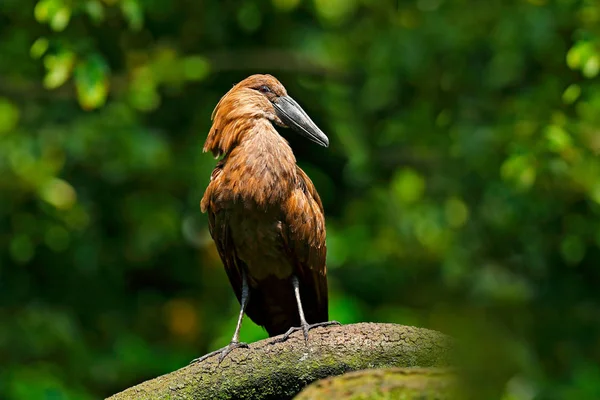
218,138,297,208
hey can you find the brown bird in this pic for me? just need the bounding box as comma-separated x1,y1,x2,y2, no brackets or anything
193,74,338,363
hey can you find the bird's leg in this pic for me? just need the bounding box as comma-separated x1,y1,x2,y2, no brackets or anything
272,276,340,344
190,271,250,364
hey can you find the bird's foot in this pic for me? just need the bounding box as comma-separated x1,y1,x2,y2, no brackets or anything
271,320,341,344
189,341,249,365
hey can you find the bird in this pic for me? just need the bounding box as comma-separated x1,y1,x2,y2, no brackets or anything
192,74,339,364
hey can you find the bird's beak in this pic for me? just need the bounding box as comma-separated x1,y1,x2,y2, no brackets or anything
273,96,329,147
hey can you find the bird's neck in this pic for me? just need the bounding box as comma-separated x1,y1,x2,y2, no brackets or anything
224,119,297,206
242,119,296,163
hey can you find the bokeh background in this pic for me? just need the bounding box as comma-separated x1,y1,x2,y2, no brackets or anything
2,0,600,398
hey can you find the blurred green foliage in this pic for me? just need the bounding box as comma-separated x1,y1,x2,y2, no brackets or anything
1,0,600,399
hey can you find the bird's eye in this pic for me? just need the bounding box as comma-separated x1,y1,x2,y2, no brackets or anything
258,85,271,93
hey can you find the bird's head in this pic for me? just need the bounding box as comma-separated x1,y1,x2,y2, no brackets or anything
205,74,328,157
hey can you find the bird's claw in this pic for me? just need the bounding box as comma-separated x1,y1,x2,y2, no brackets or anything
190,341,249,365
270,320,341,344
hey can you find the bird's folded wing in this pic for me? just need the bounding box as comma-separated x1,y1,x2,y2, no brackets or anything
201,163,249,315
279,166,329,323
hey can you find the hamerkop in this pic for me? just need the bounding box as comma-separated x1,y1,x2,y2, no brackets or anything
194,74,338,363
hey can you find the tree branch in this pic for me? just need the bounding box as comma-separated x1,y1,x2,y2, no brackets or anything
107,323,454,400
295,367,460,400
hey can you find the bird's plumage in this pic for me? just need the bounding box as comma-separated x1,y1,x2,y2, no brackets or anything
201,74,328,336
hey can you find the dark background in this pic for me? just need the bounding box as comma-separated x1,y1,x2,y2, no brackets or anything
1,0,600,398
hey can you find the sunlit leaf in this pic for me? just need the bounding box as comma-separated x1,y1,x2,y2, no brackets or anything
566,41,600,79
566,42,592,70
314,0,357,23
583,54,600,78
74,54,110,110
501,155,537,189
42,50,75,89
39,178,77,210
50,6,71,31
34,0,56,23
30,37,49,59
391,168,426,205
545,125,572,153
562,84,581,104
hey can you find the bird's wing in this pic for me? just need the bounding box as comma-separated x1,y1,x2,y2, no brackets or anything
201,162,249,319
279,165,329,323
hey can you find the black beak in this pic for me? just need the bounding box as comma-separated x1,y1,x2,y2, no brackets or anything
273,96,329,147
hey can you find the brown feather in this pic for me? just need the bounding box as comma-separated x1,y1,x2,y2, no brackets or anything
201,75,328,336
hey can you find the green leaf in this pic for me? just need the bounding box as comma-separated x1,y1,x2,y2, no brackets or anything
445,197,469,228
0,97,20,134
121,0,143,31
583,54,600,78
545,125,572,153
30,37,49,59
34,0,56,23
566,41,600,78
314,0,357,23
39,178,77,209
129,66,160,111
566,42,592,70
562,84,581,104
50,6,71,31
129,84,160,112
74,54,110,110
85,0,105,24
42,50,75,89
182,56,210,81
391,168,426,205
501,154,537,189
